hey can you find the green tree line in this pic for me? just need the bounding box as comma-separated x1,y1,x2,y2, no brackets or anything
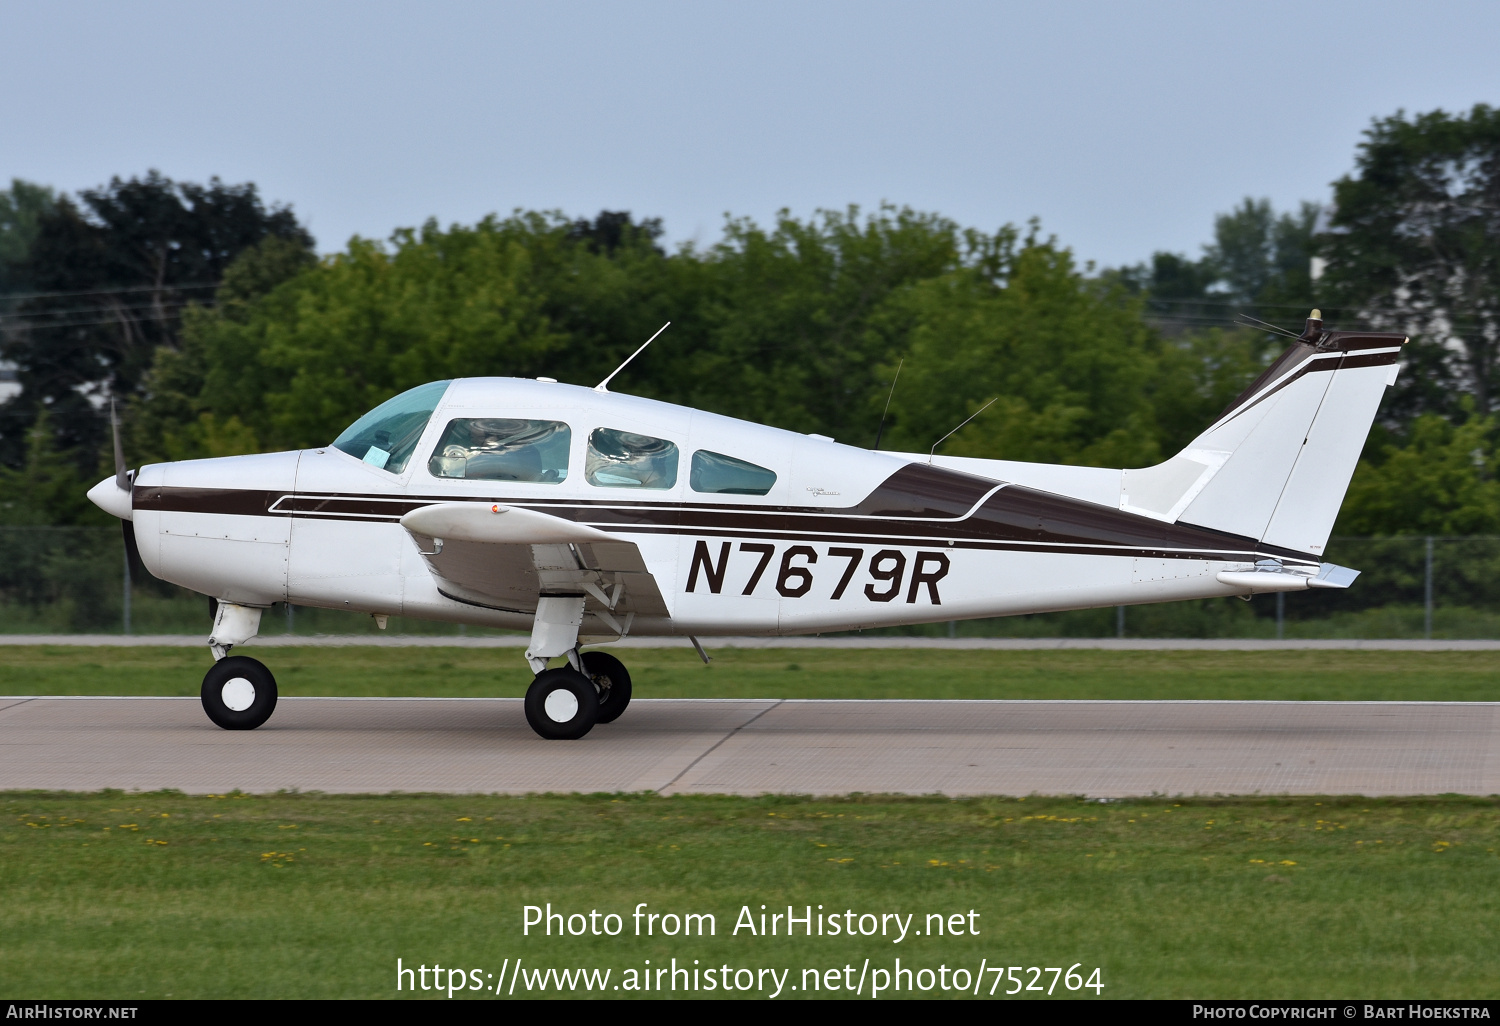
3,105,1499,537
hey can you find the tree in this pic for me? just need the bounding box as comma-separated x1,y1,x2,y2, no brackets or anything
131,234,315,462
1113,197,1318,338
0,179,56,296
880,231,1167,468
0,411,104,526
1206,198,1318,317
0,171,313,470
1319,105,1500,423
141,215,568,455
140,205,971,455
672,205,963,440
1336,408,1500,535
565,210,664,256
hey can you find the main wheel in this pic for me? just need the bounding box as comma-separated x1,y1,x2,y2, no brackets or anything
201,656,278,730
582,651,632,724
524,667,600,740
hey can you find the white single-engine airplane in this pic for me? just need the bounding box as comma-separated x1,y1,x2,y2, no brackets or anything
88,311,1403,739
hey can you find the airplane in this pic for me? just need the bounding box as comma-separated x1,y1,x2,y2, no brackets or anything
87,311,1404,740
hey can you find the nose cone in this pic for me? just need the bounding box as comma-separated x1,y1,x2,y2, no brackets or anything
87,476,133,520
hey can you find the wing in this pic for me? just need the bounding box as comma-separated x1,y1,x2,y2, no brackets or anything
400,503,670,634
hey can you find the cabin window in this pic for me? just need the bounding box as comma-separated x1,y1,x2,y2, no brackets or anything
690,450,777,495
428,419,571,482
585,427,679,489
332,380,451,474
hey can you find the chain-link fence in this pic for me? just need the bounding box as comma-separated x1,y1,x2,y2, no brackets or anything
0,526,483,636
0,527,1496,638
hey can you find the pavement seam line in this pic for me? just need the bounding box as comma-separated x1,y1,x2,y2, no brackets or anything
0,698,34,718
657,699,785,795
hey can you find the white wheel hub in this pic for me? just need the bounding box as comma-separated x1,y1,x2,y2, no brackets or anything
221,677,256,712
543,687,579,723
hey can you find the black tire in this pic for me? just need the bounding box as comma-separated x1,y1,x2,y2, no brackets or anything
582,650,632,724
201,656,278,730
524,668,600,740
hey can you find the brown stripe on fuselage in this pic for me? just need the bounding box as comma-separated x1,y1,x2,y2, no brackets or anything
133,486,285,516
134,463,1312,565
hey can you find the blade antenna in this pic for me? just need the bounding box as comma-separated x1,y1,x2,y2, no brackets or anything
928,396,998,463
595,321,671,393
872,358,903,451
110,399,130,491
1234,313,1299,339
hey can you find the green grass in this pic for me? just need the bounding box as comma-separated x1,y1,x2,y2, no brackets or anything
2,791,1497,999
2,645,1499,701
6,649,1498,998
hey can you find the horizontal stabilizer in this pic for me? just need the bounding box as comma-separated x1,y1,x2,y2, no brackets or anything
1216,560,1360,594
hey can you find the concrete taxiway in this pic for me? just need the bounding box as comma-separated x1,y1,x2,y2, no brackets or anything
2,697,1497,796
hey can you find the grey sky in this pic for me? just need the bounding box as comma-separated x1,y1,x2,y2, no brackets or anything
3,0,1496,269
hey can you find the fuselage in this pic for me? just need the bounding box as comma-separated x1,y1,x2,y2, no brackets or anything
123,376,1308,637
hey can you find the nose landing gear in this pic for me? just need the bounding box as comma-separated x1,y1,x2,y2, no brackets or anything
201,601,278,730
202,655,279,730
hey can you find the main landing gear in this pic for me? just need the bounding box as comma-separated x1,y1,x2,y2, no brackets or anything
524,650,633,741
521,595,633,740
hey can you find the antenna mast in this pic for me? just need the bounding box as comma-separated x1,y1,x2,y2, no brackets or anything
595,322,671,393
872,358,903,451
928,397,998,463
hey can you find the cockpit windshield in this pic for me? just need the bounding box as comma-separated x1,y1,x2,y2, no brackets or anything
332,380,451,474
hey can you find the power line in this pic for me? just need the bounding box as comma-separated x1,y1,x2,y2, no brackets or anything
0,281,221,303
0,300,213,332
0,313,197,332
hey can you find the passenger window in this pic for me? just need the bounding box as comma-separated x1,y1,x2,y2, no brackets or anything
428,419,571,482
585,428,679,489
690,450,777,495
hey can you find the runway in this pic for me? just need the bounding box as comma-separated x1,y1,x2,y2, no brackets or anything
3,696,1498,796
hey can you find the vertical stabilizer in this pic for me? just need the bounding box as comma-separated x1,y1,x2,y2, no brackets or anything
1163,314,1406,557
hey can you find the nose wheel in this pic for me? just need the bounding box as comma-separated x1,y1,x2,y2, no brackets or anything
202,655,279,730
